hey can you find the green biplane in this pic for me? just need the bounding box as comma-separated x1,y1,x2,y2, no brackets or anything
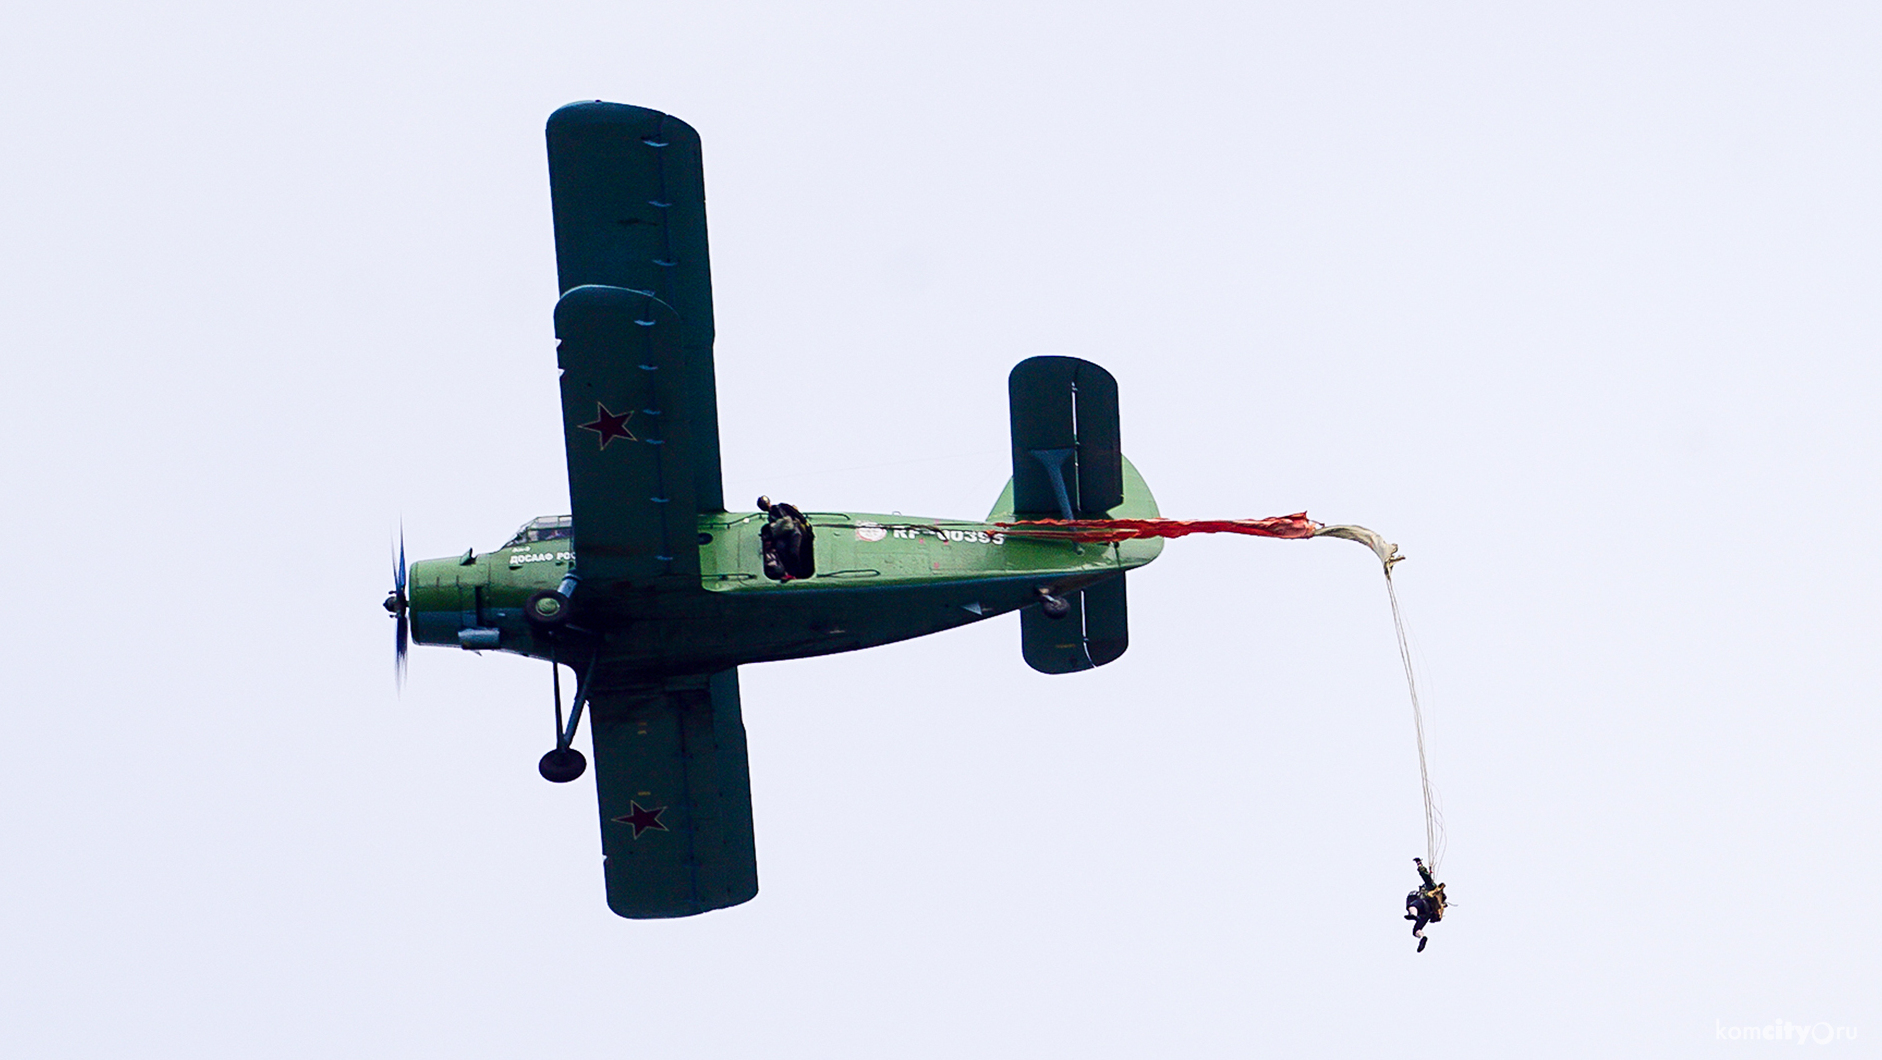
384,101,1163,919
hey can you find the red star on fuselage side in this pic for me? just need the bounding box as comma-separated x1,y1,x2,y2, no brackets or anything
576,403,637,449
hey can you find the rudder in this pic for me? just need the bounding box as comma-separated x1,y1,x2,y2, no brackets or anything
1009,356,1123,519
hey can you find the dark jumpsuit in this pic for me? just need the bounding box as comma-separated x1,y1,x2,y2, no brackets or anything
760,502,814,581
1405,860,1443,942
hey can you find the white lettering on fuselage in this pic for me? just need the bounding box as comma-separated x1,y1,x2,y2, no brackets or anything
887,527,1005,545
508,549,573,567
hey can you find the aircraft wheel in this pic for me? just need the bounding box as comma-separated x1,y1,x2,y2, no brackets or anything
525,589,571,630
1039,592,1072,620
539,748,587,783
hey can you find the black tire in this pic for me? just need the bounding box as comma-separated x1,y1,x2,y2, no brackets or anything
525,589,571,630
538,747,587,783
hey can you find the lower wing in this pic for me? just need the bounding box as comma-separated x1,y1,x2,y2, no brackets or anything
587,667,758,918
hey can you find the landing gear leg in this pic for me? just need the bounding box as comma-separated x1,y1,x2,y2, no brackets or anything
538,643,594,784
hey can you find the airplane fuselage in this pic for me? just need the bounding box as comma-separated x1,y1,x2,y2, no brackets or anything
410,498,1161,675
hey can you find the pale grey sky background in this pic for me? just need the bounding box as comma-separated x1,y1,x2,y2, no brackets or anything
3,1,1878,1056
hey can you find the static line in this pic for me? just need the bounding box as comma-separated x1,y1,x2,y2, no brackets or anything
1386,570,1441,872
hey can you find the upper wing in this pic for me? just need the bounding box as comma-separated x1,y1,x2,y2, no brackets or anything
547,101,725,514
556,285,705,588
588,667,758,919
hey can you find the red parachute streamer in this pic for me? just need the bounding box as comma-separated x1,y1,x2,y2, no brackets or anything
994,512,1323,543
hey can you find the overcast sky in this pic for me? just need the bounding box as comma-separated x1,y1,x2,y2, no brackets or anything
3,1,1878,1056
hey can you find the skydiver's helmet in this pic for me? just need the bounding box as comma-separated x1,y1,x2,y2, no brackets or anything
757,495,772,512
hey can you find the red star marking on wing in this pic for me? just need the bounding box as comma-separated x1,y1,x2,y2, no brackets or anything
576,403,637,449
612,801,668,838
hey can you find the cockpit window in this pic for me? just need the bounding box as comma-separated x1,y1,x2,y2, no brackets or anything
503,515,573,548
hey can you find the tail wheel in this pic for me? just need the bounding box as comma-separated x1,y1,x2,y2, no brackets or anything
525,589,571,630
1038,591,1072,620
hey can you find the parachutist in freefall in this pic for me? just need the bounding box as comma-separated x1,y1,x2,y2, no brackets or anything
1405,857,1446,952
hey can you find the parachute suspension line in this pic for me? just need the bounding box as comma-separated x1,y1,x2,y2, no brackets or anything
1385,568,1440,874
1313,524,1444,873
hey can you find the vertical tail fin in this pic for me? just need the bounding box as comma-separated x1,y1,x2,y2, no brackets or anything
1008,356,1123,519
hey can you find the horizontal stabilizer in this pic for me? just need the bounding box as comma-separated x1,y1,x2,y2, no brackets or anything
1021,573,1129,673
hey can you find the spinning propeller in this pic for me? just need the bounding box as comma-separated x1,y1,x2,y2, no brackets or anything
383,530,408,687
377,524,586,779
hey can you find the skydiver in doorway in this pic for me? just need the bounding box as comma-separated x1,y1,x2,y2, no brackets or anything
758,495,815,581
1404,857,1446,952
